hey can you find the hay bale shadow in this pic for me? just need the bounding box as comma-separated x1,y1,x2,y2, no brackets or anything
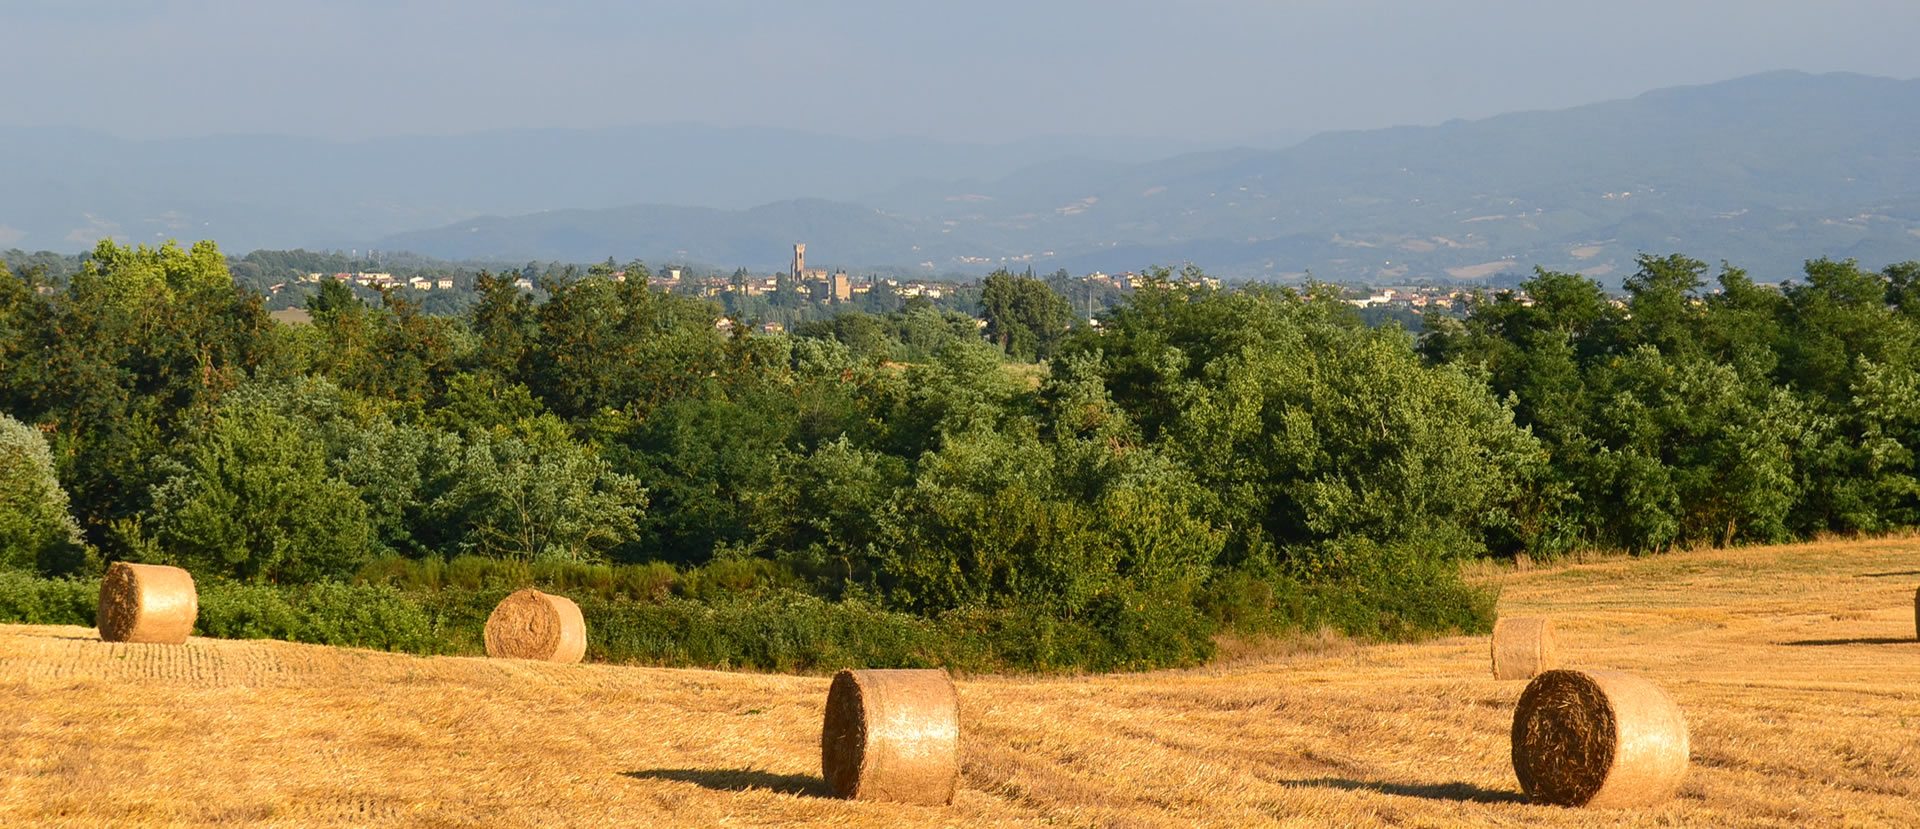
622,768,831,797
1780,637,1915,646
1855,570,1920,578
1285,777,1526,804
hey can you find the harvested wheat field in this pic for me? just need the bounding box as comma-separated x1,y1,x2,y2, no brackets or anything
4,538,1920,828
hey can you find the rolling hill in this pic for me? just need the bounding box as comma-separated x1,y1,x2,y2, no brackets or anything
380,71,1920,281
8,72,1919,282
373,198,990,270
0,124,1202,256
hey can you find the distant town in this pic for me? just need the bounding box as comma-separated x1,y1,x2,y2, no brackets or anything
254,240,1488,327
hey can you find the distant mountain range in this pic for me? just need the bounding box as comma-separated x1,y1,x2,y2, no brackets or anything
379,71,1920,283
9,71,1920,284
0,125,1209,254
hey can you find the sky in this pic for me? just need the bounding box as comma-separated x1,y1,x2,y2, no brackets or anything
4,0,1919,145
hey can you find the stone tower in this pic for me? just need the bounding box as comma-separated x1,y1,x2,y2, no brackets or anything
792,243,807,280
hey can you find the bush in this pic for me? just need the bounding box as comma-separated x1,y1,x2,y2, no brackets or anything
285,582,438,651
0,570,96,625
197,580,441,652
0,414,90,575
0,570,450,654
586,591,954,672
1201,559,1498,642
355,554,780,604
0,557,1491,674
147,400,376,583
194,580,302,640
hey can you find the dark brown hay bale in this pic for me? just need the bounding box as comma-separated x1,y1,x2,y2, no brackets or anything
1491,616,1558,680
483,588,587,663
1511,669,1689,808
95,562,197,645
820,668,959,805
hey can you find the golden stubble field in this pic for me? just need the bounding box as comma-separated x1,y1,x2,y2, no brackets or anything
3,538,1919,827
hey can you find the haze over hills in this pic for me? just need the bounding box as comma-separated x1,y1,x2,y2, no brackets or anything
381,72,1920,282
0,125,1212,254
8,71,1920,284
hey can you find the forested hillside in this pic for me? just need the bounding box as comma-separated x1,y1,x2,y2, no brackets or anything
380,72,1920,278
7,74,1916,280
2,240,1917,672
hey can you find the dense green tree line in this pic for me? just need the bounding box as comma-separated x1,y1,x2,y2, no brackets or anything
1423,254,1920,552
3,239,1917,671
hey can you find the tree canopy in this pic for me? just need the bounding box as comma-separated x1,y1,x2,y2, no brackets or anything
6,242,1920,670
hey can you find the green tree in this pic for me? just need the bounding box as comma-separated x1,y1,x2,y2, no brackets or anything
0,413,89,574
980,269,1072,361
1887,261,1920,320
601,394,793,563
1778,258,1920,533
752,437,910,593
1853,358,1920,530
148,399,376,583
69,238,232,309
334,417,465,558
16,239,271,556
875,427,1110,614
467,271,536,380
526,272,725,420
436,416,646,562
1173,321,1541,567
1781,258,1913,405
1581,347,1802,549
427,372,547,437
1620,254,1709,358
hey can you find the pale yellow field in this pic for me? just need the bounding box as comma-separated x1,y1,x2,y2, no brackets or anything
4,538,1920,827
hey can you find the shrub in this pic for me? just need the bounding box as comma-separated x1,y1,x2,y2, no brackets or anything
0,571,454,655
195,580,302,640
0,414,90,575
1201,559,1498,643
195,581,444,653
355,554,777,604
0,570,96,625
0,558,1491,674
147,401,376,583
585,591,956,672
286,582,437,651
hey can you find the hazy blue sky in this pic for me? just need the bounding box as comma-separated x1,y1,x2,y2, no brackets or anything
5,0,1918,143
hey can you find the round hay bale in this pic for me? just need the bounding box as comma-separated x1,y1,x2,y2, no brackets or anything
1511,669,1689,808
1913,586,1919,640
483,588,587,663
95,562,197,645
820,668,960,805
1491,616,1558,680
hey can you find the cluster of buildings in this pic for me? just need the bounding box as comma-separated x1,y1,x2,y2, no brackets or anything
301,272,456,291
1086,270,1222,291
778,243,956,302
714,318,789,336
1345,286,1474,310
606,244,950,302
787,243,855,302
265,247,1485,318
